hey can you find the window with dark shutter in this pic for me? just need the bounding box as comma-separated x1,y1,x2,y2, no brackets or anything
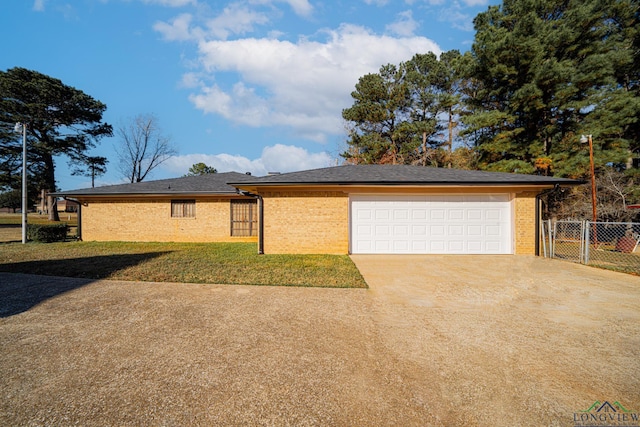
171,200,196,218
230,200,257,236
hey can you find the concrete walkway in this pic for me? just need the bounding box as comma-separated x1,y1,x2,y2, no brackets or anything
1,256,639,426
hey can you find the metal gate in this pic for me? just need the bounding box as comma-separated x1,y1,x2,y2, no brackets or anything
541,220,640,275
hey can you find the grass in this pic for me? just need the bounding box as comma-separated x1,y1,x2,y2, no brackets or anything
552,241,640,275
0,241,368,288
0,212,78,226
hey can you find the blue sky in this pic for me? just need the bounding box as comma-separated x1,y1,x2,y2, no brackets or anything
2,0,499,190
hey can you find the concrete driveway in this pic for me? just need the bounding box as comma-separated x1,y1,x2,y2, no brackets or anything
1,256,639,426
351,255,640,426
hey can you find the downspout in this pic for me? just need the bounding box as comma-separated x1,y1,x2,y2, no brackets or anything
535,184,560,256
238,191,264,254
257,194,264,255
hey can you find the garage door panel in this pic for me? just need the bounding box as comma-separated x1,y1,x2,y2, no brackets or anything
448,241,464,251
375,241,390,251
393,240,409,251
412,241,427,251
412,225,427,236
430,225,445,236
412,210,427,220
449,209,464,220
430,241,446,252
357,225,372,236
486,209,502,220
351,194,512,254
468,209,483,220
375,225,390,236
430,210,445,220
394,225,409,236
449,225,464,235
376,210,390,220
486,225,501,236
394,209,409,220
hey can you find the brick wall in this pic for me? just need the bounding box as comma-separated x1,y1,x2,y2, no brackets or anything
261,191,349,254
514,191,538,255
80,197,257,243
80,189,542,254
261,189,542,255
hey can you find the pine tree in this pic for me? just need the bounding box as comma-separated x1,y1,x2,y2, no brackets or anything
467,0,640,178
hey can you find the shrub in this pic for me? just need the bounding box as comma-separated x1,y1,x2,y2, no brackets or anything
27,223,69,243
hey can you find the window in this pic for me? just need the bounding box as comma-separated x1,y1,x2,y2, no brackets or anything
231,199,257,236
171,200,195,218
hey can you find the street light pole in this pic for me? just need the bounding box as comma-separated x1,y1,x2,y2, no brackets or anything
581,134,597,245
14,122,27,244
580,134,597,223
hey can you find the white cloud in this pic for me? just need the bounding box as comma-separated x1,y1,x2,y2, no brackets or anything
435,0,490,31
154,13,197,41
386,10,419,37
179,72,202,88
141,0,196,6
461,0,489,6
33,0,46,11
154,4,271,42
161,144,335,176
250,0,313,17
206,4,270,39
282,0,313,17
439,7,474,32
362,0,388,6
186,24,440,142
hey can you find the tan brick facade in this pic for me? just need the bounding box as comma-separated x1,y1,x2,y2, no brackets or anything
79,197,257,243
77,188,542,255
261,191,349,254
513,191,538,255
259,188,542,255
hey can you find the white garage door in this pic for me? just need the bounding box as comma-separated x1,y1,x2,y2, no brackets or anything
350,194,513,254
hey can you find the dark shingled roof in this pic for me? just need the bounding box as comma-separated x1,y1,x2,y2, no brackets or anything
53,172,254,196
230,165,582,186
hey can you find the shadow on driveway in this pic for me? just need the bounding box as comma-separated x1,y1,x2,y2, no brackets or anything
0,252,168,317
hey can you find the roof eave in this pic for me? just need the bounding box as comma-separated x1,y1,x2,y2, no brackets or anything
230,180,583,187
52,190,243,198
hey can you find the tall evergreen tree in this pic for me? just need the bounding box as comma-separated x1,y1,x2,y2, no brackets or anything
467,0,640,178
341,64,411,164
0,67,112,220
342,51,470,166
185,162,217,176
70,155,108,188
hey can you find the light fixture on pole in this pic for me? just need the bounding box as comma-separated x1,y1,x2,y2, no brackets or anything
580,134,597,223
580,134,597,245
14,122,27,244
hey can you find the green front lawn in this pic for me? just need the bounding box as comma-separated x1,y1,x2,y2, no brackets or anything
0,241,367,288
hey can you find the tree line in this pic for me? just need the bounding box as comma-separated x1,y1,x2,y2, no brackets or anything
342,0,639,220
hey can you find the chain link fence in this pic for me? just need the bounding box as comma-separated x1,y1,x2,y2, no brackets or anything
541,220,640,275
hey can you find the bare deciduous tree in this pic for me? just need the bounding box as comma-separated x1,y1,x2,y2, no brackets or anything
116,114,177,183
545,167,639,222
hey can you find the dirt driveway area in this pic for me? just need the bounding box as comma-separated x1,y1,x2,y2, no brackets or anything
1,256,639,426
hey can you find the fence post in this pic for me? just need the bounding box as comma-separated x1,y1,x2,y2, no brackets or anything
547,219,553,258
579,221,584,264
551,220,556,258
584,221,590,265
541,219,547,257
